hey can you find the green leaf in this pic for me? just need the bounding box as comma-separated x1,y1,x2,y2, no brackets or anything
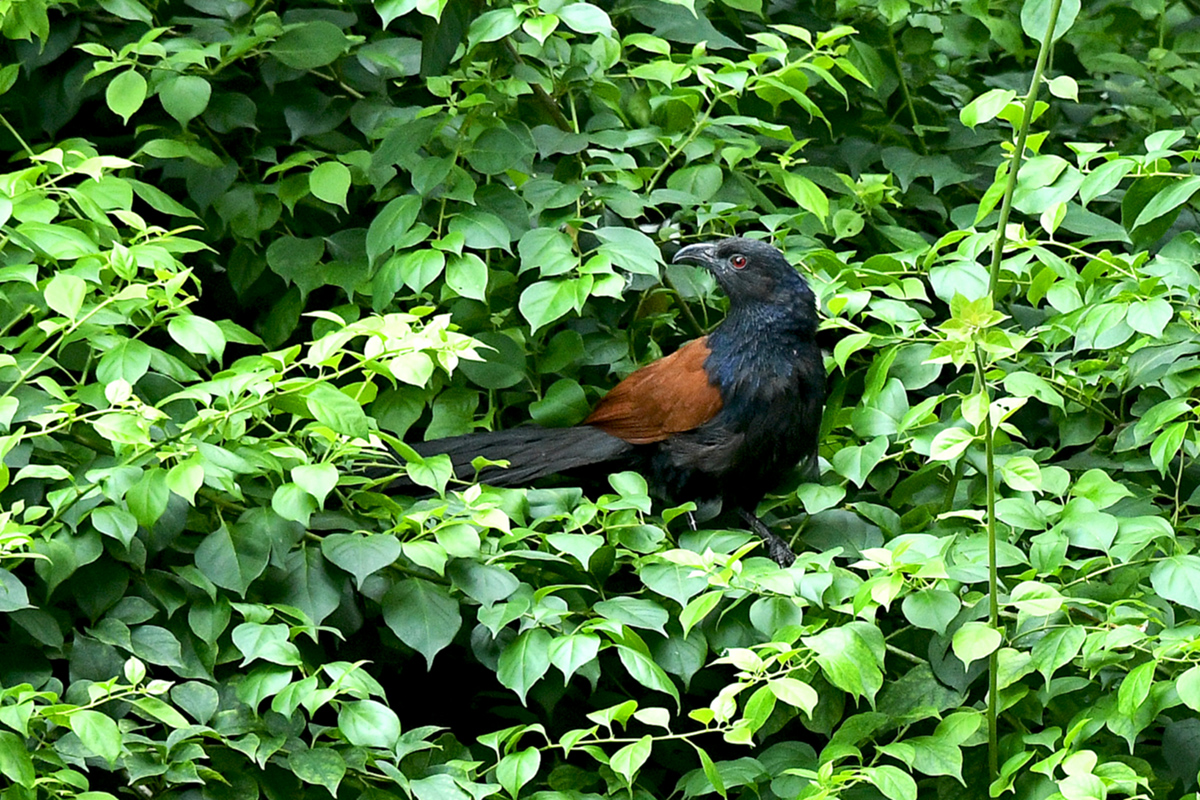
595,227,662,276
272,482,316,525
379,249,444,301
667,164,724,202
376,0,417,27
306,383,369,438
929,427,975,460
449,210,510,251
107,69,147,124
519,228,577,276
446,559,519,606
366,195,422,264
288,747,347,797
91,506,138,547
951,621,1001,667
168,315,225,361
639,562,708,606
1002,371,1064,408
69,710,122,764
594,597,669,634
1150,556,1200,612
557,3,614,35
1001,456,1041,492
292,462,339,506
406,452,452,493
548,633,601,682
1132,175,1200,230
339,699,401,748
1080,158,1135,206
529,378,590,426
44,273,86,318
445,253,489,300
458,331,527,390
519,278,588,332
232,622,303,666
830,435,887,486
767,677,818,715
680,591,722,637
749,596,804,637
0,64,16,96
97,0,151,22
1150,421,1188,477
0,397,17,431
1178,666,1200,712
159,75,211,124
466,8,519,49
1059,773,1105,800
617,645,680,704
271,21,350,69
522,14,558,44
496,747,540,798
1117,660,1156,715
545,533,603,569
690,742,726,799
20,223,99,260
1126,297,1172,337
166,457,204,504
609,736,652,786
310,161,351,210
194,522,271,596
96,338,152,384
1046,75,1078,101
466,127,531,175
171,682,220,724
1069,469,1131,509
0,569,31,613
1029,625,1085,684
0,730,35,787
780,171,829,220
498,628,553,704
382,578,462,668
865,766,917,800
321,533,401,588
1009,581,1063,617
803,624,885,702
128,695,189,728
900,590,959,635
1020,0,1080,43
959,89,1016,129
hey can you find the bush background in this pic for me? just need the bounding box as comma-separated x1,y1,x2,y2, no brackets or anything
2,0,1200,798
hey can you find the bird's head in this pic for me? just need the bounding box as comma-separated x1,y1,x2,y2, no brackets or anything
672,237,813,313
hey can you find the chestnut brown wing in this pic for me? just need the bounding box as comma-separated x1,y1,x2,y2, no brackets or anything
583,337,723,444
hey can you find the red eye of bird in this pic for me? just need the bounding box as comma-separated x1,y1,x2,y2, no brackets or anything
731,255,747,269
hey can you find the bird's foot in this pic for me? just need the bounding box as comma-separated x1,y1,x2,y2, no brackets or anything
737,509,796,567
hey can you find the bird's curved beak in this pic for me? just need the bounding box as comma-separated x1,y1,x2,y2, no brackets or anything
672,242,718,267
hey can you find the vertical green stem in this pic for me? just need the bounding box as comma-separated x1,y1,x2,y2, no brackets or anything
986,0,1066,297
887,28,927,156
973,348,999,781
979,2,1065,785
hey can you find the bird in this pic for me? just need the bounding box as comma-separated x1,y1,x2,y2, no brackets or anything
384,237,825,566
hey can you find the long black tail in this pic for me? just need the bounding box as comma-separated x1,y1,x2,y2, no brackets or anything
389,426,636,488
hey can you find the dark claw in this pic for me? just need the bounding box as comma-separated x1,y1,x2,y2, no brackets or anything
737,509,796,567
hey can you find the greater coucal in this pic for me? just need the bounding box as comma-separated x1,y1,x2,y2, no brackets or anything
388,237,825,566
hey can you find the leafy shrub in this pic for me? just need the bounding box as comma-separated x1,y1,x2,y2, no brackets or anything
2,0,1200,798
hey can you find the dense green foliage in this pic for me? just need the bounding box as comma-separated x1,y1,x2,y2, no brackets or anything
2,0,1200,798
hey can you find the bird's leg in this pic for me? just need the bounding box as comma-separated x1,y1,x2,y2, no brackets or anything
686,511,698,531
736,509,796,567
